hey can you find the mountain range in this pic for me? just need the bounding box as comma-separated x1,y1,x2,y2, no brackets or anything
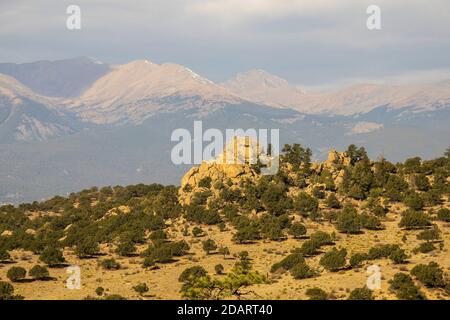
0,57,449,204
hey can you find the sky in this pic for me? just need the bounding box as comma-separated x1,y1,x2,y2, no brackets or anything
1,0,450,89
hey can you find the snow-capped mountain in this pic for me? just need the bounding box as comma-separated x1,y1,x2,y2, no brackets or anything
296,82,450,115
222,69,305,108
223,70,450,115
69,60,242,125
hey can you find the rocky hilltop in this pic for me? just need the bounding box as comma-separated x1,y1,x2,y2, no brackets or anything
179,138,355,206
179,137,263,205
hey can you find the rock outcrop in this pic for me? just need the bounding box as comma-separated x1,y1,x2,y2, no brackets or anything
179,137,262,205
179,145,354,205
311,149,353,186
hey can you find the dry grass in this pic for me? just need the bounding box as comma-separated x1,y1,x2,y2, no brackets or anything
1,207,449,301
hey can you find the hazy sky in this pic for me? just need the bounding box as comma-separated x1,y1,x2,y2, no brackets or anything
1,0,450,88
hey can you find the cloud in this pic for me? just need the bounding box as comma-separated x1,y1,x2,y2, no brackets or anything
0,0,449,86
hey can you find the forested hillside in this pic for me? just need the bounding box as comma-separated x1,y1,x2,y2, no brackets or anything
0,144,449,300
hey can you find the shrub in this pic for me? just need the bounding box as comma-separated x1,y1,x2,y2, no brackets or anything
347,184,365,200
293,192,319,216
349,253,368,268
218,246,230,259
305,287,328,300
290,262,316,279
260,183,291,215
437,208,450,222
312,187,325,199
416,227,440,241
389,248,408,264
133,283,149,296
384,175,408,201
413,242,436,254
325,193,341,209
319,248,347,271
233,224,261,244
389,273,425,300
299,240,320,256
29,265,49,280
182,184,192,192
179,266,208,284
100,258,121,270
7,266,27,282
39,247,65,267
185,205,220,224
360,213,382,230
116,241,137,257
271,252,305,273
142,257,155,268
0,250,11,262
202,239,217,255
0,281,23,300
145,246,172,263
218,222,226,231
413,174,430,191
215,264,224,275
371,204,387,217
403,157,422,174
410,262,446,288
368,244,399,260
288,222,307,238
192,227,204,237
95,287,105,296
336,204,361,234
403,192,424,210
399,210,430,229
259,218,285,241
149,230,167,241
75,239,100,258
422,189,443,206
198,177,212,188
141,240,189,265
310,231,333,246
191,191,212,206
170,240,190,256
348,286,373,300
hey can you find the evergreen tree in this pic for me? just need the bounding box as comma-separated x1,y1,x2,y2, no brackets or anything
337,204,361,234
319,248,347,271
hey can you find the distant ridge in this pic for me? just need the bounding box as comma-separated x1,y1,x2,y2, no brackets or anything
0,57,110,98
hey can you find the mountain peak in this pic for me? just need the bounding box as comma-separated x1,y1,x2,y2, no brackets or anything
73,61,238,125
227,69,290,88
222,69,303,108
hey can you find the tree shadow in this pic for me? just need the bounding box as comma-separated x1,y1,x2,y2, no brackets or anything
15,278,35,283
48,263,70,268
35,276,58,282
119,253,140,258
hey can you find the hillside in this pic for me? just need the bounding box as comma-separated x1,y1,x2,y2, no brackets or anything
0,143,449,300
